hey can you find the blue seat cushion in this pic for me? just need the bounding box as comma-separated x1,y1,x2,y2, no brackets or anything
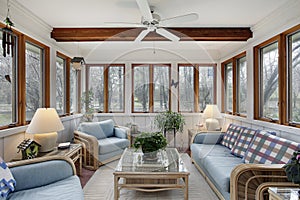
7,176,83,200
98,137,129,155
204,155,243,193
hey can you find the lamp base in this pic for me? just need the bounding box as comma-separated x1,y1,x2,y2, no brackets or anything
34,132,57,152
205,118,220,131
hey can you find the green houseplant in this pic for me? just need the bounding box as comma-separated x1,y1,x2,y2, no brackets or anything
283,150,300,184
154,111,185,147
154,110,185,133
132,132,167,159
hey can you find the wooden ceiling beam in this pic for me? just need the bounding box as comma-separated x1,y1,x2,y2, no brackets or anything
51,27,252,42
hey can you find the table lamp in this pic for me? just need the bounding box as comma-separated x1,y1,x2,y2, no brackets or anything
26,108,64,152
202,104,222,131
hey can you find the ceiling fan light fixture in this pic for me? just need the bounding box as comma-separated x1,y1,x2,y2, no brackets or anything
71,57,85,70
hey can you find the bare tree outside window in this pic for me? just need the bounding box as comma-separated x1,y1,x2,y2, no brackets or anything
153,66,169,112
237,56,247,114
288,31,300,123
56,56,65,115
70,66,77,113
260,42,279,119
199,66,214,111
89,66,104,112
133,66,149,112
225,63,233,112
0,32,16,126
179,66,194,112
25,42,43,121
108,66,124,112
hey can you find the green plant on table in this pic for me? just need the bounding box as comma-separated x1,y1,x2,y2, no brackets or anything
132,132,167,153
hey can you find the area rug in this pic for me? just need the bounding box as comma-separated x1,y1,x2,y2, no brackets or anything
83,153,218,200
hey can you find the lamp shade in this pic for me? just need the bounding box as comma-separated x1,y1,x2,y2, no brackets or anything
26,108,64,134
202,104,222,119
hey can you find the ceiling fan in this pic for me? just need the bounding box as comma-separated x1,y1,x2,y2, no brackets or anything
106,0,199,42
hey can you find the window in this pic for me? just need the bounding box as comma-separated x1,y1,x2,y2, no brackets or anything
56,56,66,115
89,66,104,112
178,64,216,112
108,66,124,112
198,66,215,111
70,66,78,113
254,41,279,121
0,28,50,130
88,64,125,113
0,31,17,127
221,52,247,116
237,55,247,114
25,42,44,120
178,65,194,112
287,30,300,124
132,64,170,113
224,62,233,113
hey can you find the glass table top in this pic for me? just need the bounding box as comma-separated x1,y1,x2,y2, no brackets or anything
115,148,188,173
269,187,300,200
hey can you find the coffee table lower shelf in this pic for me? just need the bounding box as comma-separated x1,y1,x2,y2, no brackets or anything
113,172,189,200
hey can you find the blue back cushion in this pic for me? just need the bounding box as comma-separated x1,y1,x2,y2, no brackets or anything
78,122,106,139
99,119,115,138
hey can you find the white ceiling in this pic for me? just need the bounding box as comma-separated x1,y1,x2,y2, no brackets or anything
13,0,291,61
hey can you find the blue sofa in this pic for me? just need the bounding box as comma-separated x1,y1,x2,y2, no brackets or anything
191,124,299,200
74,119,130,170
6,156,83,200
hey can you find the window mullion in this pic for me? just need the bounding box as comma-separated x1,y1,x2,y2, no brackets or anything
104,65,109,113
194,65,199,112
149,64,154,113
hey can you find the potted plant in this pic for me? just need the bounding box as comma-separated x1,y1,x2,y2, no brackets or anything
132,132,167,159
283,150,300,190
154,111,185,147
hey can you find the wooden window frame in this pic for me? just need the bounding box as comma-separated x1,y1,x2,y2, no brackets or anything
254,24,300,127
87,64,125,113
131,63,171,113
23,36,50,124
178,63,217,113
221,52,246,117
282,24,300,128
0,22,50,130
56,52,71,116
254,36,281,124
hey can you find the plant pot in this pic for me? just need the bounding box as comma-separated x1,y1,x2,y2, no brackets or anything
143,150,158,161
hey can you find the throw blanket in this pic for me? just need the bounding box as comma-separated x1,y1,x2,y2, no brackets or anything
0,157,16,198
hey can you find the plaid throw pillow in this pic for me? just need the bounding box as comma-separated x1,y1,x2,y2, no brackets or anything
220,124,244,149
0,157,16,198
231,127,256,158
244,130,300,164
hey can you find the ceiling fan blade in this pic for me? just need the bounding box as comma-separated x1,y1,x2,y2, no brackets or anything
160,13,199,26
104,22,143,27
156,28,180,42
135,29,151,42
136,0,153,22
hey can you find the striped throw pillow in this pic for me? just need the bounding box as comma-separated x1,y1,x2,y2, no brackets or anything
220,124,244,149
231,128,256,158
244,130,300,164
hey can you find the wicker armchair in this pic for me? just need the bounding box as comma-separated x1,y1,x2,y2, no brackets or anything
74,120,130,170
230,163,297,200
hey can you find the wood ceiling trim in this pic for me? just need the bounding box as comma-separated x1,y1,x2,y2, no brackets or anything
51,27,252,42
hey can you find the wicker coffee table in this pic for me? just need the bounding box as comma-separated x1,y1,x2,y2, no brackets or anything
113,148,190,200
